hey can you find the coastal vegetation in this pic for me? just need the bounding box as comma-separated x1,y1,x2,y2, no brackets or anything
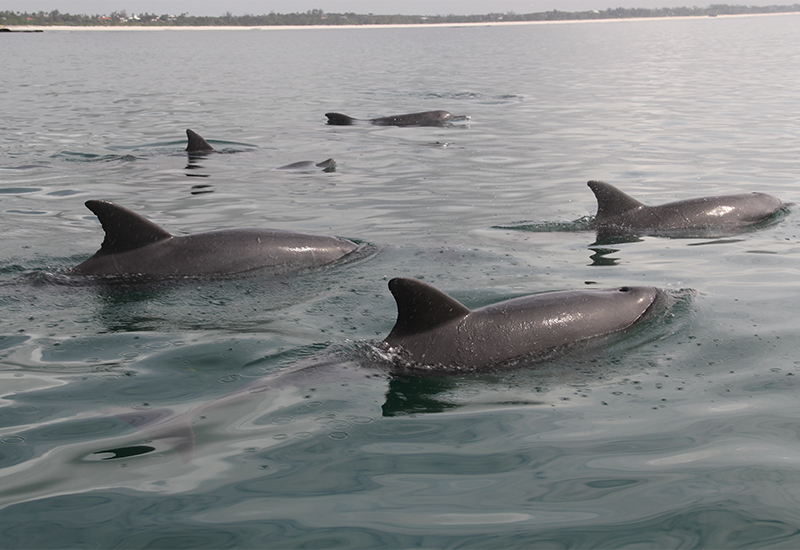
2,4,799,27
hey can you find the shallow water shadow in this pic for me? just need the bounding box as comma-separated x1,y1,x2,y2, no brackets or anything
381,375,461,417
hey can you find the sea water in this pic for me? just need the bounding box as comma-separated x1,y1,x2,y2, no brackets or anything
2,14,800,548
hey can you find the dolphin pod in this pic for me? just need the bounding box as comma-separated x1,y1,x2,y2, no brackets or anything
588,180,786,236
325,110,470,127
381,277,668,370
71,125,784,373
68,200,359,277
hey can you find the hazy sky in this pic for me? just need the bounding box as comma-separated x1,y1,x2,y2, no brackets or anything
2,1,786,17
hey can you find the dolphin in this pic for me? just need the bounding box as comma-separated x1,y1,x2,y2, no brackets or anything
275,158,337,172
588,180,786,236
185,129,334,171
381,277,667,370
185,129,215,153
68,200,359,277
325,110,469,127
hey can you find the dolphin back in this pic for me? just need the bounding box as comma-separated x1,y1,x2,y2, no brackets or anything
69,201,359,277
325,113,357,126
382,278,663,370
588,180,786,234
275,158,337,172
371,110,456,127
326,110,468,127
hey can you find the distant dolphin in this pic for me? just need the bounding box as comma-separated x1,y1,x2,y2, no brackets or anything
69,200,359,277
381,277,667,370
325,110,469,127
185,129,215,153
275,158,337,172
185,129,334,171
588,180,786,236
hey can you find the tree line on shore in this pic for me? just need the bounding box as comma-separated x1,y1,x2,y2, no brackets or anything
2,4,800,27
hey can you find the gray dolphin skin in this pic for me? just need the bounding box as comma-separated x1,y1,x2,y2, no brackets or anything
185,128,215,153
588,180,785,236
382,277,664,370
325,110,469,127
69,200,359,277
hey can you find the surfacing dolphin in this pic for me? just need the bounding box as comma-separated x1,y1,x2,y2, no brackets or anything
185,129,215,153
588,180,787,237
186,129,334,170
275,158,337,172
381,277,669,371
69,200,359,277
325,110,469,127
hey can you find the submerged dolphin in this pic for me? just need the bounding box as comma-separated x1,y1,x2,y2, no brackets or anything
275,158,337,172
381,277,667,370
185,129,215,153
69,200,359,277
588,180,786,236
325,110,469,127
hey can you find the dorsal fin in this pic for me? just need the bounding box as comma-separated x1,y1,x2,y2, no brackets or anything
325,113,356,126
587,180,646,221
85,200,172,256
186,129,215,152
386,278,471,338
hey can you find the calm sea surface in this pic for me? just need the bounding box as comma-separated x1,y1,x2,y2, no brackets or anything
2,14,800,548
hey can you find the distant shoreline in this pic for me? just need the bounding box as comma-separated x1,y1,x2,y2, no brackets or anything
4,11,798,31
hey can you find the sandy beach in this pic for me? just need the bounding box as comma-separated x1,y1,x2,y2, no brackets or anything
4,11,797,31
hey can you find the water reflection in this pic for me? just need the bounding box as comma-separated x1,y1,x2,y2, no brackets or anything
185,154,212,183
588,234,643,266
382,375,460,417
